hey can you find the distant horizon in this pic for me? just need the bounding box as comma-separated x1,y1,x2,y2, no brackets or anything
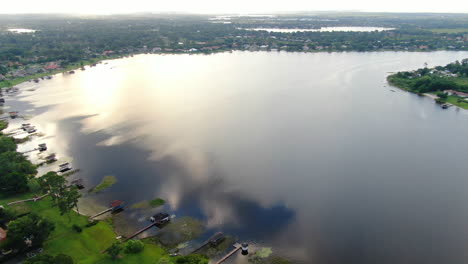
1,0,468,15
0,10,468,16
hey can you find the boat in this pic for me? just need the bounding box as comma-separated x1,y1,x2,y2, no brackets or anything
38,143,47,152
58,162,72,172
150,212,170,224
26,127,36,133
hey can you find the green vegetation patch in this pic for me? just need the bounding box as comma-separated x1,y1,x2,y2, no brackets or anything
0,121,7,131
89,175,117,193
155,217,204,247
131,198,166,209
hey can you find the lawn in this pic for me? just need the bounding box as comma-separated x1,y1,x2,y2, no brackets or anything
1,193,171,263
446,96,468,110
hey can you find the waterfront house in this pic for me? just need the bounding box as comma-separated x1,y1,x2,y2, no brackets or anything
444,90,468,98
0,227,7,242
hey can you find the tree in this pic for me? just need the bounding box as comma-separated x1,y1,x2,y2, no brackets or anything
107,242,122,259
38,172,81,215
0,150,36,194
124,239,144,254
57,186,81,215
436,92,448,99
23,254,74,264
6,213,55,251
0,135,16,153
0,206,15,225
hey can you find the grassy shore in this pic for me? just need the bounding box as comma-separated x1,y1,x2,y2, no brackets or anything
0,54,129,90
387,75,468,110
0,193,170,263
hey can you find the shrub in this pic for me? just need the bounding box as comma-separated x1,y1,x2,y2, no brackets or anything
124,239,144,254
72,224,82,233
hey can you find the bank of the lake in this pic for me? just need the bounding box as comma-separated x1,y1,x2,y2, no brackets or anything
0,122,206,264
387,59,468,110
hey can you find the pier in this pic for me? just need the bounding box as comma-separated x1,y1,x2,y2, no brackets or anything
89,200,124,219
215,244,242,264
191,232,226,254
7,192,50,206
122,212,170,242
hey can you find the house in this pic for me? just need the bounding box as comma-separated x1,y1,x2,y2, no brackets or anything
44,62,59,70
102,50,114,56
0,227,7,242
444,90,468,97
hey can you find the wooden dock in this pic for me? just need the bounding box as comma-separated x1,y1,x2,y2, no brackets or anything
7,192,50,206
89,208,113,219
122,222,159,242
215,244,241,264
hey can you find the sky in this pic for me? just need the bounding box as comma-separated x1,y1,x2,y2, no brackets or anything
0,0,467,14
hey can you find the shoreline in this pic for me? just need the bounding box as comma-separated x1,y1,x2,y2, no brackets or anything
387,75,468,110
2,49,468,91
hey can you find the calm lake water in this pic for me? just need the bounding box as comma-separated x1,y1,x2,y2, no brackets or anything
6,51,468,263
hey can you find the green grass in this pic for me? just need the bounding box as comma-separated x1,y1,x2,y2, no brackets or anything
428,28,468,33
445,96,468,109
0,194,172,264
131,198,166,209
89,176,117,193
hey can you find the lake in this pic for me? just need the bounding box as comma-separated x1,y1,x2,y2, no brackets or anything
6,51,468,263
241,27,394,32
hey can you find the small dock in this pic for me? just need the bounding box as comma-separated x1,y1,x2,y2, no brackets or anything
90,200,124,219
89,208,113,219
122,212,170,242
191,232,226,254
215,244,242,264
122,222,159,242
7,192,50,206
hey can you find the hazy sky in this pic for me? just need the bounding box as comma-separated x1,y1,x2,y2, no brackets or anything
1,0,467,14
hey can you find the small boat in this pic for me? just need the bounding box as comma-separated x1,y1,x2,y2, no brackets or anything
150,212,170,224
58,162,72,172
38,143,47,152
46,154,57,162
26,127,37,133
71,179,85,189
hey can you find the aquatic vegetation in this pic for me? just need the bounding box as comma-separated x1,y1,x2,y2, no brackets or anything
131,198,166,209
89,175,117,193
256,247,273,258
156,217,204,247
